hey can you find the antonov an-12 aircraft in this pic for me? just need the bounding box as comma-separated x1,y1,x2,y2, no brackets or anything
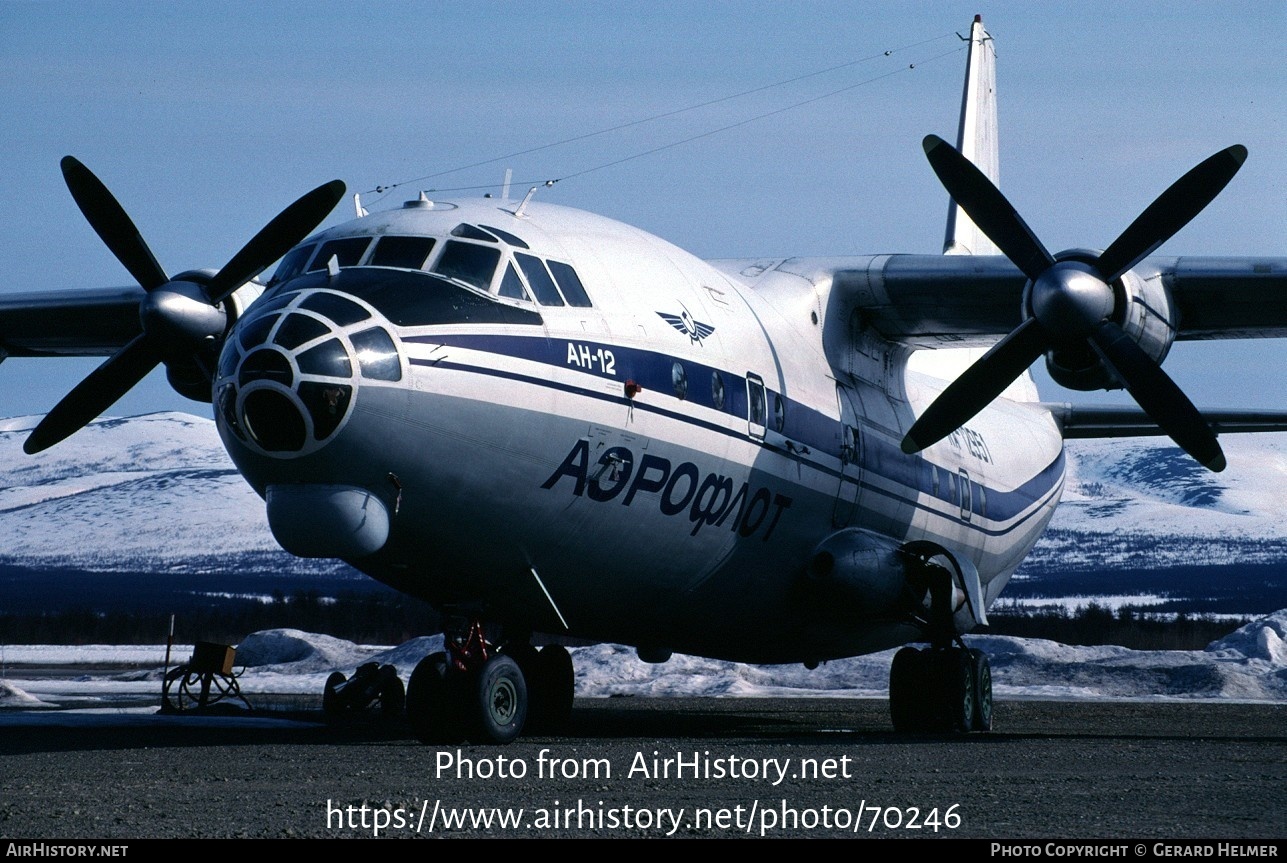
4,16,1287,743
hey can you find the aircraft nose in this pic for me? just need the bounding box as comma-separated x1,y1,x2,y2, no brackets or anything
213,287,401,456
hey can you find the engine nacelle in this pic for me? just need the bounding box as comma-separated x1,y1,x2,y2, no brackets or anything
162,269,265,403
1036,252,1177,391
806,528,908,616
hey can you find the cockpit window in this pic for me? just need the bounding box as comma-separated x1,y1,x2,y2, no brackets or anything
515,253,564,306
307,237,371,272
431,240,501,291
351,327,402,382
274,313,330,350
547,260,593,307
480,224,530,249
270,244,315,285
369,235,436,269
498,262,530,301
451,224,498,242
300,292,370,326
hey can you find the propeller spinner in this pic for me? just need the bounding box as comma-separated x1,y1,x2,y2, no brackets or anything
901,135,1246,472
26,158,345,454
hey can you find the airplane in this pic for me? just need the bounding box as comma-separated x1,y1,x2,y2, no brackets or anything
3,15,1287,744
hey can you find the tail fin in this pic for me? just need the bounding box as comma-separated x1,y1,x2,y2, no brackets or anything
943,15,999,256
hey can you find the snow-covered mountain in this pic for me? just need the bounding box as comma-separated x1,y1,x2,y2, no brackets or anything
2,412,1286,576
1025,435,1287,571
0,413,328,574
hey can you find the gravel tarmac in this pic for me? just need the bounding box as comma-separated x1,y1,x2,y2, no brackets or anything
1,697,1284,840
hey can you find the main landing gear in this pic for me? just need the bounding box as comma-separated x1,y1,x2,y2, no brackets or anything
404,620,575,745
887,553,993,733
888,643,992,733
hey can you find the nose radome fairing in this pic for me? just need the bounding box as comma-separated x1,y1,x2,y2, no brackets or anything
214,286,404,458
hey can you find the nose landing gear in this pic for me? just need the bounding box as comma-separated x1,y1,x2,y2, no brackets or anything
405,620,575,745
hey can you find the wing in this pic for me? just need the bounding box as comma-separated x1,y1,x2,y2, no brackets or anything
0,286,144,357
1049,404,1287,438
740,253,1287,349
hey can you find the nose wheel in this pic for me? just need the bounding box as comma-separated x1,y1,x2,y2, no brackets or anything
404,621,575,745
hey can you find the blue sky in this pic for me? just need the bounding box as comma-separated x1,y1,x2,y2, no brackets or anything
1,1,1284,419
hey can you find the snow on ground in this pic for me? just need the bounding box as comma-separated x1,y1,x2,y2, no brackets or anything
3,612,1286,712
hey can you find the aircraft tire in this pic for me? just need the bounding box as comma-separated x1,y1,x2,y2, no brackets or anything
889,646,928,732
468,654,527,745
943,648,977,733
969,649,993,732
322,671,347,715
406,652,465,744
379,665,406,717
536,645,574,733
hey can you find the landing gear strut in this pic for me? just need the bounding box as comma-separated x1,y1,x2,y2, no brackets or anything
405,620,574,745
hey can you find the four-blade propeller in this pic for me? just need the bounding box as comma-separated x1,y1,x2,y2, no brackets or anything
25,158,345,454
902,135,1246,472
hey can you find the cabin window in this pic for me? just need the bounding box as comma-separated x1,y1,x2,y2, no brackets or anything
748,379,767,426
547,260,593,307
307,237,371,272
979,485,988,518
498,262,531,301
270,244,315,284
369,235,436,269
773,394,785,432
672,362,687,400
431,241,501,292
711,372,725,410
515,253,565,306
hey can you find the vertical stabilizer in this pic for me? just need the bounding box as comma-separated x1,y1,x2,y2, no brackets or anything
943,15,999,256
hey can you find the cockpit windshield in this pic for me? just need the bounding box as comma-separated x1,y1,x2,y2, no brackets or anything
266,226,594,311
431,240,501,292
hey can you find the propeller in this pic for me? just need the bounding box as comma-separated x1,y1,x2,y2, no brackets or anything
902,135,1246,472
25,157,345,454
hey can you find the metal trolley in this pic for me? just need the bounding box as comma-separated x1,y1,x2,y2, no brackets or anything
161,641,252,713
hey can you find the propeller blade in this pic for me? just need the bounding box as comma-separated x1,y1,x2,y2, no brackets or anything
24,335,161,455
1088,320,1225,471
206,180,347,305
60,157,169,291
902,317,1048,454
922,135,1055,281
1096,145,1247,283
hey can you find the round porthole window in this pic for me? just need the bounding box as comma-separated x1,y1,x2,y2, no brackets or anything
672,362,688,400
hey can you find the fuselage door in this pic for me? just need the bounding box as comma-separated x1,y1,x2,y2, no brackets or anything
746,372,767,442
832,384,863,527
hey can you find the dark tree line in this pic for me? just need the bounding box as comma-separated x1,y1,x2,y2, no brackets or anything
981,604,1248,650
0,590,443,646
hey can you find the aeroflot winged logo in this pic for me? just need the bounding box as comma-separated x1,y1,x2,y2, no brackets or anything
657,307,715,344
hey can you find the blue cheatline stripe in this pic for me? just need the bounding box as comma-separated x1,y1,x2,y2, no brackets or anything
407,337,1064,534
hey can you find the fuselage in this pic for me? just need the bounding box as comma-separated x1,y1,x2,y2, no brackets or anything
211,196,1064,664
